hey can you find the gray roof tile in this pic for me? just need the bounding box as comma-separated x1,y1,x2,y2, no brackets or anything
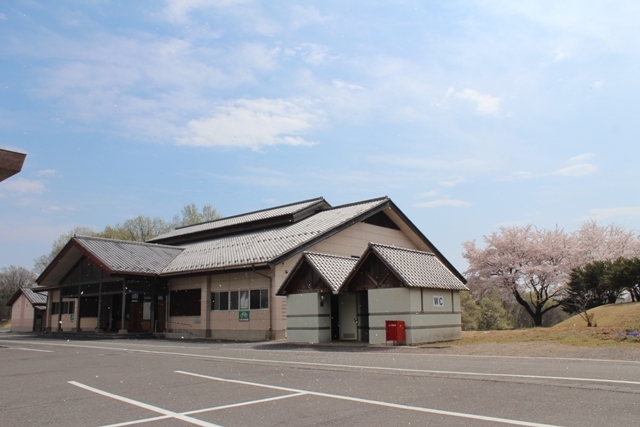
162,198,388,275
305,252,359,293
149,197,326,242
369,243,468,291
21,286,47,305
75,236,184,275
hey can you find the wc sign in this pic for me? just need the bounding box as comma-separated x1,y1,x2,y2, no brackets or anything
433,296,444,307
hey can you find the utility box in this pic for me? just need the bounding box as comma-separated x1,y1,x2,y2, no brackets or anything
385,320,406,345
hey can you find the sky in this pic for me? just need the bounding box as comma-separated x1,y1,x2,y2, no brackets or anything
2,0,640,275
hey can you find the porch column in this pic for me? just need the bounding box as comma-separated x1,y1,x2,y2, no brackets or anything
75,296,81,332
119,280,127,334
57,289,63,332
96,276,102,333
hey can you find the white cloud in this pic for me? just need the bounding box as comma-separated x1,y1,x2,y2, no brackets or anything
457,88,504,117
414,199,472,208
0,178,46,194
438,177,467,188
568,153,595,163
0,13,7,20
585,207,640,220
162,0,251,24
176,98,321,150
36,169,58,177
332,80,363,90
553,163,597,177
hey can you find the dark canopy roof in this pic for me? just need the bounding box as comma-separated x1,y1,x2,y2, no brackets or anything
0,148,26,182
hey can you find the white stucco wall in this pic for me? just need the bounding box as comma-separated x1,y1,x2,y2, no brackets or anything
286,293,331,343
368,288,462,345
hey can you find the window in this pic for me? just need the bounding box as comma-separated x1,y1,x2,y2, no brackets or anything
63,301,75,314
211,292,229,311
250,289,269,310
169,289,201,316
230,291,239,310
240,290,249,310
219,290,268,310
53,301,75,315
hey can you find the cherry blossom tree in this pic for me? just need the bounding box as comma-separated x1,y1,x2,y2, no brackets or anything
464,222,640,327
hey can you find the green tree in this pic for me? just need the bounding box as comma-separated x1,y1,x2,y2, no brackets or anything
477,291,513,330
99,216,171,242
0,266,36,319
563,261,619,326
605,257,640,302
173,203,220,227
461,292,480,331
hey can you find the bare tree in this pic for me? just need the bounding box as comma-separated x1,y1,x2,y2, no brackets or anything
33,226,97,275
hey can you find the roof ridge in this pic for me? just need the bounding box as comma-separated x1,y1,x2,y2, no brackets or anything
304,251,358,260
322,196,389,212
369,242,436,256
173,196,327,231
74,235,183,250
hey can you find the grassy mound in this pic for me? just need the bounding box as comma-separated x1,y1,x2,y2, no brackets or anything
554,302,640,329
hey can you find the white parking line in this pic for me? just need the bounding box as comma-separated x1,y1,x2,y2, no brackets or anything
176,370,564,427
5,347,53,353
68,381,222,427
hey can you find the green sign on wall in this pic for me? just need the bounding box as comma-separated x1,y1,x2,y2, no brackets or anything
239,311,250,322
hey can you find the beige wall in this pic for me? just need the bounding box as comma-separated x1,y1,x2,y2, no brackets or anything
168,271,273,340
309,222,418,257
10,294,35,332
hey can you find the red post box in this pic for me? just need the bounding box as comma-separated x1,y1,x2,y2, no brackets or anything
385,320,405,345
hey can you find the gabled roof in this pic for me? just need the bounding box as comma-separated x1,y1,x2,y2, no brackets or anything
149,197,330,244
345,243,468,291
76,236,184,275
37,236,184,287
6,286,47,308
161,197,389,275
276,252,359,295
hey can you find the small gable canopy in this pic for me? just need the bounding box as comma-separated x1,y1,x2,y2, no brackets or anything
277,252,359,296
7,286,47,309
341,243,469,293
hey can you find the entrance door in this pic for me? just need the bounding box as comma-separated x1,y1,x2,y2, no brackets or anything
357,292,369,343
338,294,358,340
330,295,340,341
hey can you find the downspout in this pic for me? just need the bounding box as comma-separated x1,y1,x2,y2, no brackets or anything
252,265,273,339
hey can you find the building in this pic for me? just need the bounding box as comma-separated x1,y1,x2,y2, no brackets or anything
0,148,27,182
6,286,48,332
35,196,467,343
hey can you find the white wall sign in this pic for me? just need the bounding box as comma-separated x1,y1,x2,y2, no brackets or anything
433,296,444,307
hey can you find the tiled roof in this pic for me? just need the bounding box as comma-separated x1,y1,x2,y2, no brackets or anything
369,243,468,291
162,198,388,275
75,236,184,275
21,286,47,305
304,252,359,293
149,197,327,242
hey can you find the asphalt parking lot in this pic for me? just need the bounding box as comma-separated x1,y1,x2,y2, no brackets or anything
1,334,639,426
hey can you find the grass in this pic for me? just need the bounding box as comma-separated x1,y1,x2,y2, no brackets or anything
452,302,640,348
0,319,10,329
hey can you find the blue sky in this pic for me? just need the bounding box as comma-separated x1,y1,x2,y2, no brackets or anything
2,1,640,274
